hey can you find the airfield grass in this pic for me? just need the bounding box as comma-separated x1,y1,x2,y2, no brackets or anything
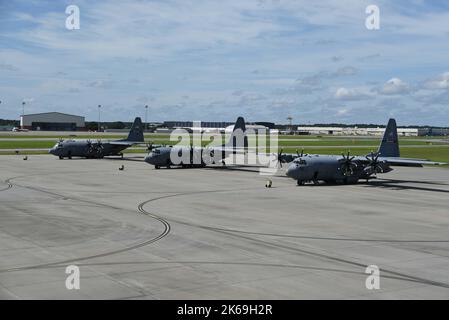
0,137,445,150
0,141,56,149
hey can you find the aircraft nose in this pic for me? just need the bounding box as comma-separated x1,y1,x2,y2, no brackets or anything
144,155,154,164
286,163,298,178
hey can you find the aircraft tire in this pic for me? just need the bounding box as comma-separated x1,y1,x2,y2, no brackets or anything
59,156,63,160
297,180,305,186
155,165,160,169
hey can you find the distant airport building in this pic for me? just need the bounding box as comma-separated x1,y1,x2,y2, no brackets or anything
163,121,234,131
296,126,419,136
417,128,449,136
162,121,275,133
20,112,86,131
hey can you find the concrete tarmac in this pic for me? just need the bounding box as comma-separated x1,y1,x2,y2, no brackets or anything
0,154,449,299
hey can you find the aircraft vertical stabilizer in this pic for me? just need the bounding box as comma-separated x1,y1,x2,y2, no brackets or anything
378,118,400,157
125,117,144,142
225,117,247,149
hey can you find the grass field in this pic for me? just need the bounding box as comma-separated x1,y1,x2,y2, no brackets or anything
0,136,447,150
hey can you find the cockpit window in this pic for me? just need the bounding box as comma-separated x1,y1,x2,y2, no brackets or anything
294,159,307,165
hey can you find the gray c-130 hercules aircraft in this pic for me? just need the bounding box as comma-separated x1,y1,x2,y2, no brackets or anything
49,117,144,159
144,117,247,169
284,118,447,185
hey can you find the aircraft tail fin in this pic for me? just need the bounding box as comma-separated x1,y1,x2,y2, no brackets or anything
225,116,247,148
125,117,144,142
377,118,400,157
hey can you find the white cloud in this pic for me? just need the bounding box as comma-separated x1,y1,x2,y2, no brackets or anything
0,63,19,71
422,71,449,90
377,78,412,95
336,108,349,116
332,66,358,77
330,56,343,62
335,87,370,101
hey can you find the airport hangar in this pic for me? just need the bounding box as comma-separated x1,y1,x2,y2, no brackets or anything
20,112,86,131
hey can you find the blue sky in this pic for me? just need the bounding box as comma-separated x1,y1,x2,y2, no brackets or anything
1,0,449,125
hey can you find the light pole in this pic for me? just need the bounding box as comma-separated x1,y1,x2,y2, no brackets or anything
22,101,26,128
98,104,101,132
145,105,148,131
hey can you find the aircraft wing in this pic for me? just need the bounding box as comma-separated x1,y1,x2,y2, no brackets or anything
213,147,247,153
250,152,312,162
353,156,447,167
109,141,142,146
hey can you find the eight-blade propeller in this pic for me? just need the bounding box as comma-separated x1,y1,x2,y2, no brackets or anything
339,151,357,176
94,139,104,154
296,149,307,157
365,152,384,175
272,149,286,168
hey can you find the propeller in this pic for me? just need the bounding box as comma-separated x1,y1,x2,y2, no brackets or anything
86,139,95,153
296,148,307,157
339,151,357,176
272,149,286,168
365,152,384,175
146,142,163,152
94,139,104,154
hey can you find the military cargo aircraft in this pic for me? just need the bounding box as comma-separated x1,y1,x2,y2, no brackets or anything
284,119,447,185
144,117,247,169
49,117,144,159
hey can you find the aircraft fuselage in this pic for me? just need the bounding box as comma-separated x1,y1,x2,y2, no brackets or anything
286,155,390,184
144,146,228,168
49,140,127,159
